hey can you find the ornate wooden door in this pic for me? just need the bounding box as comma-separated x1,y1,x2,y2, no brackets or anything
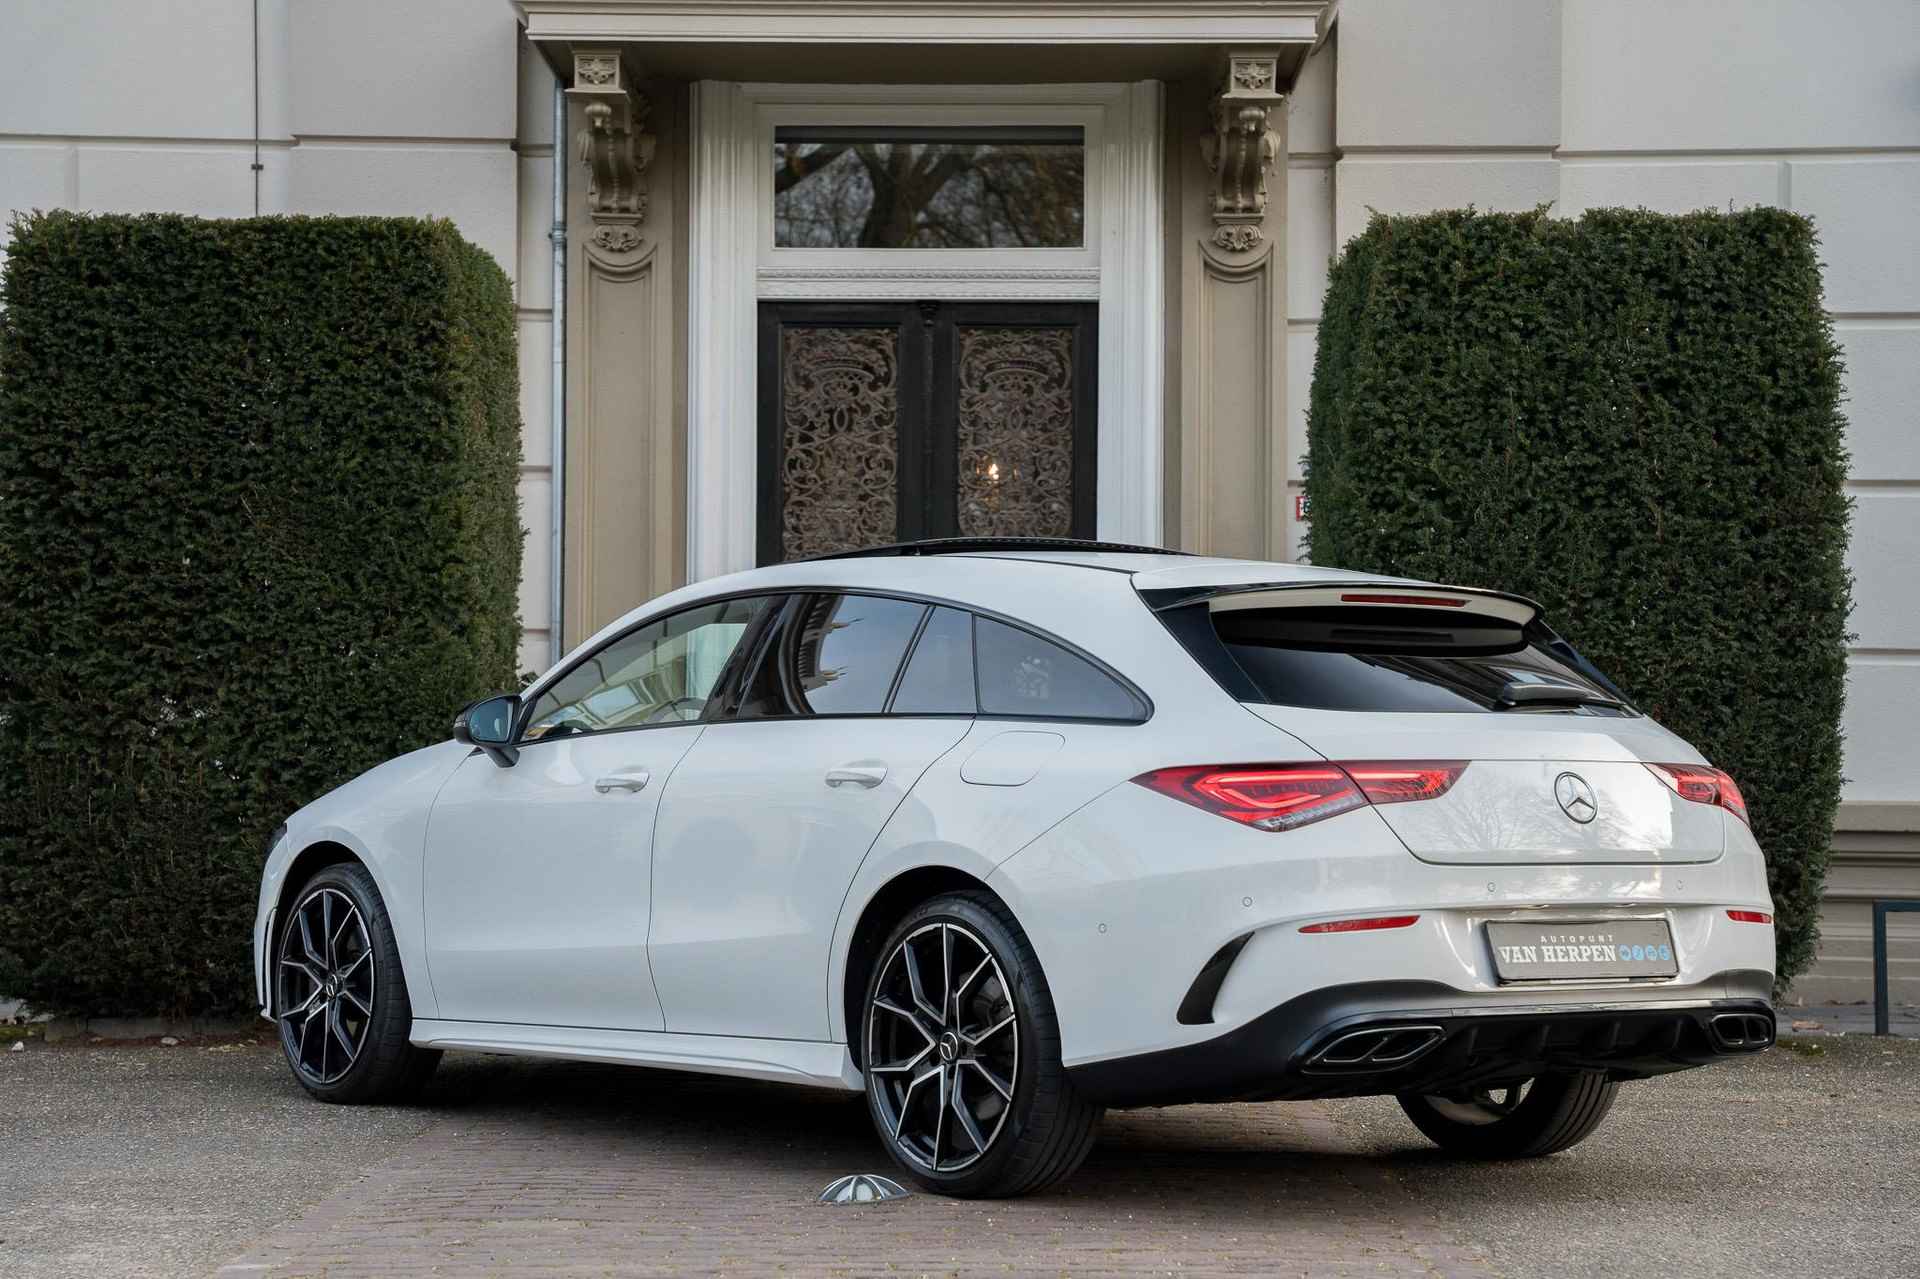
757,302,1097,563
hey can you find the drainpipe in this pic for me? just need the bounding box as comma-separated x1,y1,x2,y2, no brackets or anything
250,0,262,214
549,75,568,668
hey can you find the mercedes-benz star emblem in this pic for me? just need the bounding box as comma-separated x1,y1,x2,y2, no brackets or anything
1554,772,1598,824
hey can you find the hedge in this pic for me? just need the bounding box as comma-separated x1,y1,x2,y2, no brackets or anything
0,212,523,1016
1304,207,1850,986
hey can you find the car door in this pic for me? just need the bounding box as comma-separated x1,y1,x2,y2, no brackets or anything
422,595,776,1030
648,592,974,1041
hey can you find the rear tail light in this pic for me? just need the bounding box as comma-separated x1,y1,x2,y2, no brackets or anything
1299,914,1421,934
1646,763,1749,824
1133,762,1465,832
1726,909,1773,924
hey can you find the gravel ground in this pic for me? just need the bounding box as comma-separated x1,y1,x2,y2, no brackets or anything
2,1030,1916,1278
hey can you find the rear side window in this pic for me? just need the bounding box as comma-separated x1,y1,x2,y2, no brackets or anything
890,606,977,715
975,616,1146,721
1167,602,1632,715
789,594,928,715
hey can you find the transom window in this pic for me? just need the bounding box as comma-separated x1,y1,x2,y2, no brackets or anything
772,125,1086,249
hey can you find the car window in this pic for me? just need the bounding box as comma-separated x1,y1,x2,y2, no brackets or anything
974,616,1144,721
790,594,928,715
1200,604,1634,715
735,593,929,718
889,606,977,715
521,596,770,739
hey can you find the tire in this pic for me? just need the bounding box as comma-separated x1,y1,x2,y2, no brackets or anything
1397,1071,1618,1158
861,890,1102,1197
274,861,441,1104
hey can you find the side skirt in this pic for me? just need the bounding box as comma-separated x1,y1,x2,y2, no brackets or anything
410,1019,864,1092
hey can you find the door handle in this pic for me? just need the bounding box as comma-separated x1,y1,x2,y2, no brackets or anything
825,763,888,789
594,768,652,794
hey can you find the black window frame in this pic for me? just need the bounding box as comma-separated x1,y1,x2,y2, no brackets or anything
1152,599,1638,718
757,301,1099,565
511,592,788,747
701,587,1152,727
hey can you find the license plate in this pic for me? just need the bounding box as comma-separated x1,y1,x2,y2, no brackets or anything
1486,920,1678,982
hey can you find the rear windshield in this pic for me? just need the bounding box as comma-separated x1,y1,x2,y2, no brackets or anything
1158,602,1634,715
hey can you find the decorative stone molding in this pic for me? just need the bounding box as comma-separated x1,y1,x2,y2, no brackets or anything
1231,58,1275,92
1200,49,1284,253
567,47,656,256
1210,224,1265,254
591,224,644,254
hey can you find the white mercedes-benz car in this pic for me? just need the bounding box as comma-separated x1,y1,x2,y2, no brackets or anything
254,538,1775,1197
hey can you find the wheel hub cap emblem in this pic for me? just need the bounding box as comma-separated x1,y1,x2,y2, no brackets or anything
937,1032,960,1064
1555,772,1598,824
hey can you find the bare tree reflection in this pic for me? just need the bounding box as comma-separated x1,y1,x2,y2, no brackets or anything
775,136,1084,249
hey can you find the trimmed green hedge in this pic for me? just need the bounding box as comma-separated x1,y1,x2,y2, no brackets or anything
1305,207,1850,986
0,212,522,1015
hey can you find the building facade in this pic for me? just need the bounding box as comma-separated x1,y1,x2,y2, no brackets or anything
3,0,1916,1002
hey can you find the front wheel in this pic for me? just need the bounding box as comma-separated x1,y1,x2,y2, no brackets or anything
1398,1071,1618,1158
274,861,440,1104
862,891,1101,1197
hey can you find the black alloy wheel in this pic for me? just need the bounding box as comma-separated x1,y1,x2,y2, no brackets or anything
277,886,375,1085
862,891,1101,1197
1399,1070,1619,1157
274,861,440,1104
867,919,1019,1173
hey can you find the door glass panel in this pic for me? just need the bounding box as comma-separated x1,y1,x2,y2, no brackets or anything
773,126,1085,249
779,325,900,561
762,303,1094,563
975,616,1144,721
522,597,770,738
788,594,927,716
890,605,977,715
956,325,1077,538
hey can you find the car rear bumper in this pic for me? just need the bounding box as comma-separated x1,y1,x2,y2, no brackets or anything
1067,980,1774,1108
990,780,1777,1070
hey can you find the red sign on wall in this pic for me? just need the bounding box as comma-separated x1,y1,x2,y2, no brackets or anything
1294,493,1310,521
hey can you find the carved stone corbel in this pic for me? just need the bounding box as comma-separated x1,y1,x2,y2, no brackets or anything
1199,50,1285,254
567,48,656,257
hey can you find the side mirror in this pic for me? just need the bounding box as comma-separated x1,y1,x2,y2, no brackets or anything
453,694,521,768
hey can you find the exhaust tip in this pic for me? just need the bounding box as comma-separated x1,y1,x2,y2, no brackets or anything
1303,1023,1445,1072
1708,1011,1775,1052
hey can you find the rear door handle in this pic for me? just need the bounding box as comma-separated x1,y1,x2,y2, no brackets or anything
594,768,652,794
825,763,888,789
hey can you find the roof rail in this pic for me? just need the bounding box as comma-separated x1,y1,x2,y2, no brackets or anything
806,536,1194,561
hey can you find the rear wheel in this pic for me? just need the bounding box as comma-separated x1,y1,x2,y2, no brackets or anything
1398,1071,1618,1157
275,861,440,1104
862,891,1101,1197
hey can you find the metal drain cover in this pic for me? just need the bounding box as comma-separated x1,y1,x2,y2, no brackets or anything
819,1173,911,1204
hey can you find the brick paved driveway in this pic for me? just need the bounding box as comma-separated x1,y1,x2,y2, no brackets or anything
212,1067,1486,1278
7,1035,1918,1277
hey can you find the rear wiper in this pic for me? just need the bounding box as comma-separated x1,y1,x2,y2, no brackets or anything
1496,680,1626,710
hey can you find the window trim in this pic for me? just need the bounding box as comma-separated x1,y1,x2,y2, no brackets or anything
688,81,1166,581
610,584,1155,728
513,593,787,747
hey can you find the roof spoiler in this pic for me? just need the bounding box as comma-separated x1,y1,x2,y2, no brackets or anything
1136,580,1543,626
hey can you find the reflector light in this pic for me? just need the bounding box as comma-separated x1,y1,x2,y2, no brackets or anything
1645,763,1750,824
1726,910,1773,925
1132,762,1466,832
1338,593,1469,607
1300,915,1421,934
